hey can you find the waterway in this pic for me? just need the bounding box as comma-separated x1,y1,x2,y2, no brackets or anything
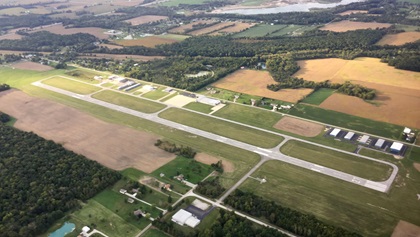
217,0,365,14
48,222,76,237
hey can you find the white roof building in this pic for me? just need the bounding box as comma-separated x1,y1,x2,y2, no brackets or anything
172,209,201,228
375,139,385,148
344,132,355,140
196,96,221,106
403,127,411,134
143,85,157,91
82,226,90,233
390,142,404,152
359,135,370,144
329,128,341,137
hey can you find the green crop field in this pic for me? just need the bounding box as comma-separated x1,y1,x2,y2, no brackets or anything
159,108,284,148
288,104,404,140
42,77,101,95
301,89,335,105
183,102,214,114
280,140,392,181
92,90,166,113
233,24,287,38
142,89,169,100
239,158,420,237
152,156,213,184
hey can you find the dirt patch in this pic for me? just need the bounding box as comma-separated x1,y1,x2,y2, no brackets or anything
273,116,324,137
195,153,234,172
11,61,53,71
30,24,109,39
115,36,178,47
377,32,420,46
414,163,420,172
337,10,368,16
320,20,391,32
0,90,175,173
213,69,313,103
391,220,420,237
124,15,168,26
164,94,196,107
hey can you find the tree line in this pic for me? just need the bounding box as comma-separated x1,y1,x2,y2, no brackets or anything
225,190,362,237
0,124,121,236
155,139,197,158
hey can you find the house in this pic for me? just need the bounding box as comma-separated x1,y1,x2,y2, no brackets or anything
359,135,370,144
172,209,201,228
374,139,385,148
390,142,404,154
82,226,90,234
134,209,145,217
344,132,355,140
329,128,341,137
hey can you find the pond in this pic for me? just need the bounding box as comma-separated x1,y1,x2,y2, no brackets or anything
48,222,76,237
218,0,365,14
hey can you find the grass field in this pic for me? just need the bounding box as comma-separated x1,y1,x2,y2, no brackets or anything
359,148,396,160
183,102,214,114
159,108,284,148
152,156,213,184
270,25,317,36
233,24,286,38
92,90,166,113
280,140,392,181
42,77,101,95
239,158,420,237
142,229,170,237
142,89,169,100
301,88,335,105
65,69,107,84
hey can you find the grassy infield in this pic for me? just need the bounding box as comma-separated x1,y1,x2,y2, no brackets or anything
2,67,420,236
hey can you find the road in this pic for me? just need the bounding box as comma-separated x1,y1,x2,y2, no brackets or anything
33,81,398,193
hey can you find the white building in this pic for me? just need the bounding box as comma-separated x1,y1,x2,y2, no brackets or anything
375,139,385,148
359,135,370,144
390,142,404,154
403,127,411,134
196,96,221,106
344,132,355,140
329,128,341,137
143,85,157,91
172,209,200,228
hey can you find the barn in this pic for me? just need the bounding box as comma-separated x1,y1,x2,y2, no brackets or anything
374,139,385,148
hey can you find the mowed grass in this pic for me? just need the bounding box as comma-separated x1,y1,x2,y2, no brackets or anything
142,229,171,237
142,89,169,100
152,156,213,184
159,108,283,148
239,159,420,237
280,140,392,181
92,90,166,113
289,104,404,139
183,102,214,114
42,77,101,95
301,88,335,105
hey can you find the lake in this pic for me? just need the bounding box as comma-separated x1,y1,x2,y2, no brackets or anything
217,0,365,14
48,222,76,237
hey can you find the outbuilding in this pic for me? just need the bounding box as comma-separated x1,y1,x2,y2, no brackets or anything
359,135,370,144
196,96,221,106
390,142,404,154
374,139,385,148
344,132,355,140
172,209,200,228
329,128,341,137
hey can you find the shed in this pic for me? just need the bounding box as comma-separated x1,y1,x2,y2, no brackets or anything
375,139,385,148
344,132,354,140
390,142,403,154
329,128,341,137
172,209,201,228
359,135,370,144
403,127,411,134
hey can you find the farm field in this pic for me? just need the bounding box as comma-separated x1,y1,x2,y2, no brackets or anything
213,69,313,103
320,20,392,32
301,88,335,105
160,0,208,6
273,116,324,137
168,20,215,34
115,35,182,48
269,24,318,36
11,61,53,71
159,108,284,148
280,140,392,181
294,57,420,129
238,158,420,237
77,53,164,61
0,90,175,172
233,24,286,38
0,32,23,40
376,32,420,45
42,77,101,94
92,90,166,114
30,24,110,39
124,15,168,26
189,22,235,36
337,10,369,15
214,22,255,34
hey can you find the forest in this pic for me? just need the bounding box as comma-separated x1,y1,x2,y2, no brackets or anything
195,177,226,198
0,124,121,237
225,190,362,237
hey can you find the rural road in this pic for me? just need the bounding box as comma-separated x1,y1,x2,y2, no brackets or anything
33,81,398,193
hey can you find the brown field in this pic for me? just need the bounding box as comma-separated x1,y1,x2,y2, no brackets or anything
391,221,420,237
213,69,313,103
217,22,255,33
0,33,22,40
77,53,164,61
0,50,50,55
414,163,420,172
168,20,215,34
11,61,53,71
115,37,177,47
338,10,369,16
320,20,391,32
377,32,420,46
0,90,175,173
124,15,168,26
189,22,235,36
99,43,124,49
273,116,324,137
294,57,420,128
195,153,234,172
31,24,109,39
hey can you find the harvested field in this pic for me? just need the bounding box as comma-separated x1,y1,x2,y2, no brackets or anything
11,61,53,71
414,163,420,172
168,20,215,34
77,53,164,61
189,22,235,36
376,32,420,46
31,24,109,39
391,221,420,237
0,33,22,40
124,15,168,26
338,10,368,15
215,22,255,34
0,90,175,173
195,153,234,172
294,57,420,128
213,69,312,103
320,20,391,32
115,36,178,47
273,116,324,137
